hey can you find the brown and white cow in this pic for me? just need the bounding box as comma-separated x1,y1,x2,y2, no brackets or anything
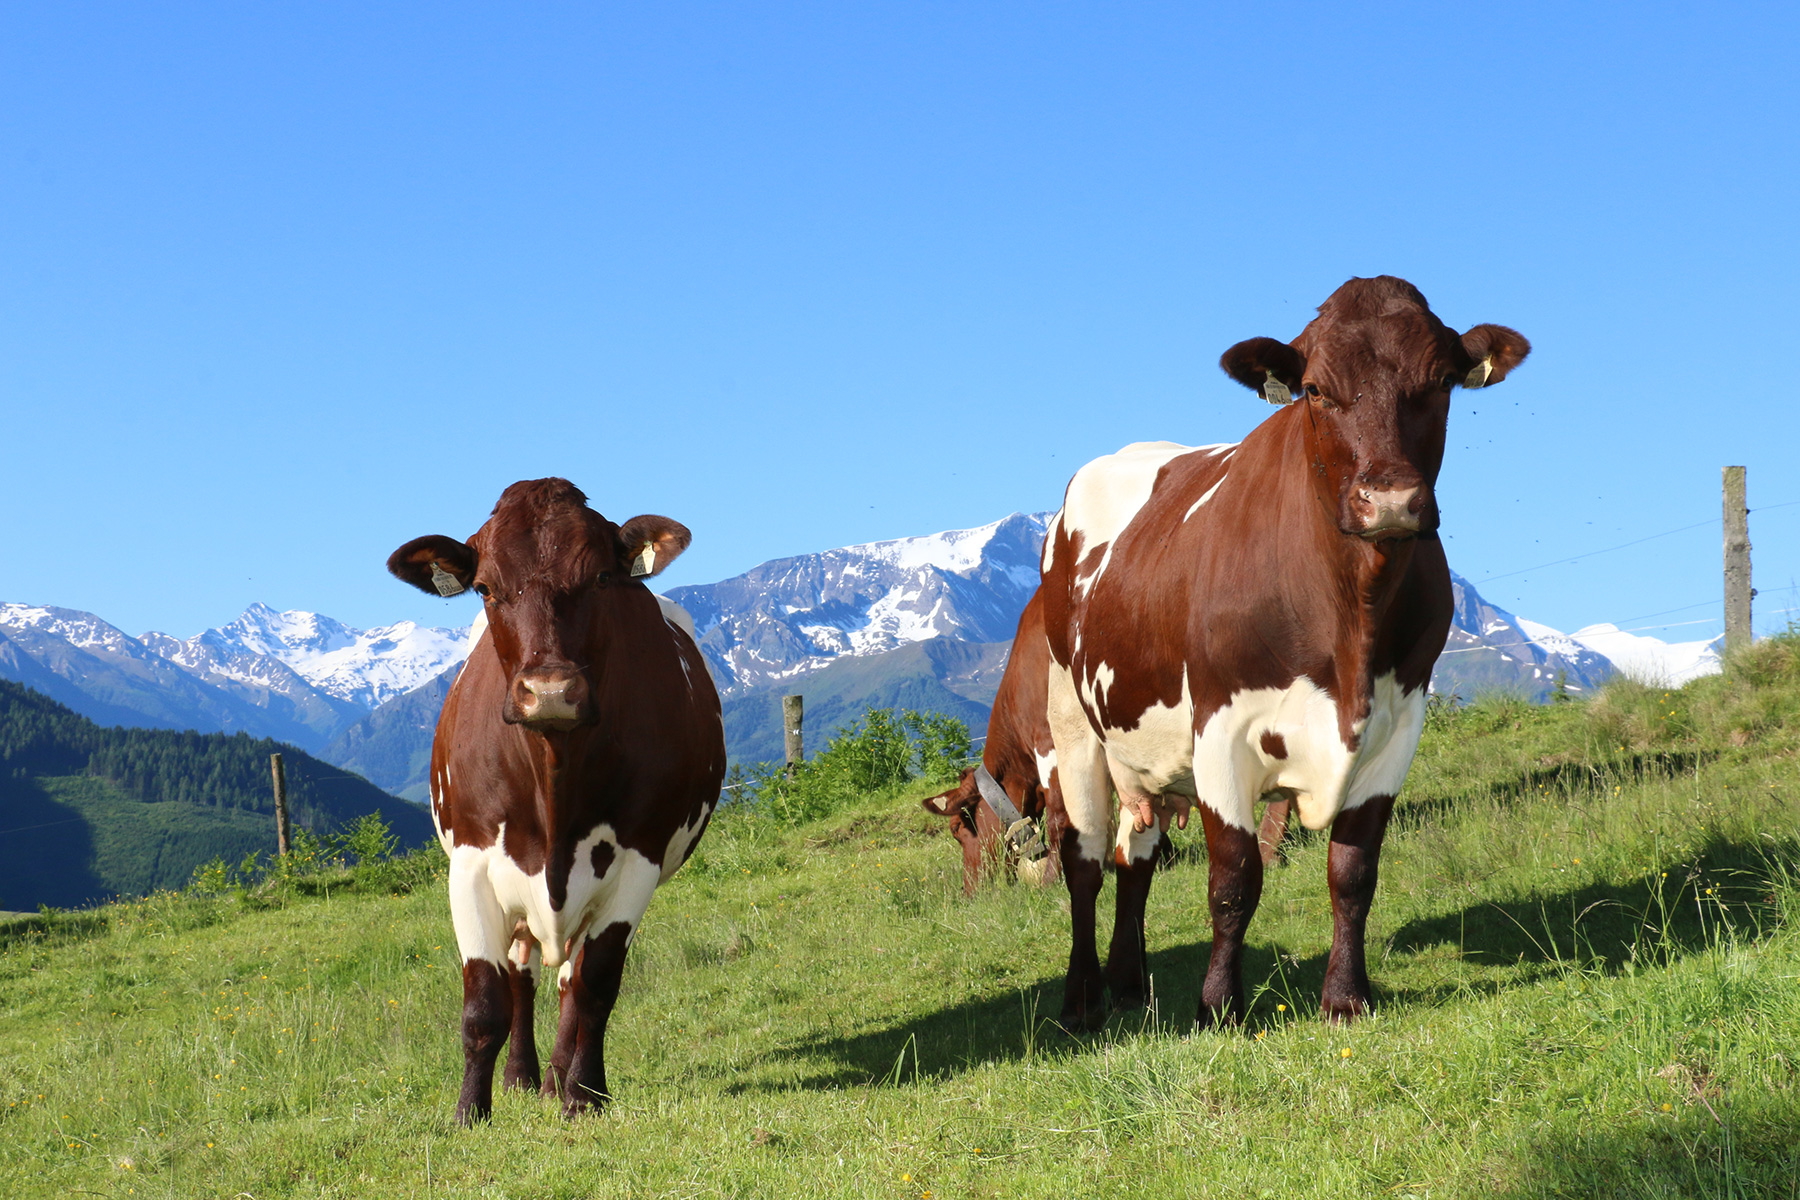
1041,276,1527,1029
921,589,1069,895
388,478,725,1123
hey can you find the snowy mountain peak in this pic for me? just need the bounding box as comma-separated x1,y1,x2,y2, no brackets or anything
0,602,143,655
849,513,1051,575
220,603,361,659
197,605,478,708
665,511,1053,695
1549,621,1721,687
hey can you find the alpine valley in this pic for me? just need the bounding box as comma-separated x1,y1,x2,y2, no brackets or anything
2,513,1722,809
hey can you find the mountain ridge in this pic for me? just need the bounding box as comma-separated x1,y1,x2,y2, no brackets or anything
2,513,1724,784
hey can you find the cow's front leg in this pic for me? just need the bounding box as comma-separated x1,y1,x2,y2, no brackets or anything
456,960,512,1124
1046,666,1113,1031
1322,795,1395,1023
1104,817,1164,1010
449,855,514,1124
502,929,542,1092
1058,831,1107,1028
561,921,632,1115
1195,806,1263,1029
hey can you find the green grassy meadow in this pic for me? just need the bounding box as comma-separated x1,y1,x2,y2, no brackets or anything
4,637,1800,1198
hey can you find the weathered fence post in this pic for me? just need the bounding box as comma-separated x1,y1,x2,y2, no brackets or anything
1723,465,1752,656
782,695,804,779
271,752,291,857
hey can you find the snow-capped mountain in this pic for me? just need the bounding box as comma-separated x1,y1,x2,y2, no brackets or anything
173,602,476,708
0,603,359,747
0,600,477,753
666,512,1050,695
1434,577,1617,700
1432,577,1721,701
1514,618,1721,687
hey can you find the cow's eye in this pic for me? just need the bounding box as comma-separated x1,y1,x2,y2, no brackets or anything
474,583,491,599
1304,384,1320,397
1441,372,1459,389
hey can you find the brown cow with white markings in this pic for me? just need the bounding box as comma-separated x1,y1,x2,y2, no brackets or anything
921,589,1069,894
1041,277,1527,1029
388,478,725,1123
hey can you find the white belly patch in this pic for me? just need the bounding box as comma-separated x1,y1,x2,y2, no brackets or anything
449,820,663,970
1096,672,1425,833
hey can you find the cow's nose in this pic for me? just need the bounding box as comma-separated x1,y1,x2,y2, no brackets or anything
510,670,589,728
1353,485,1425,538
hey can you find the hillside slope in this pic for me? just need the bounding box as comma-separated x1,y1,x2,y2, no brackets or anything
1,635,1796,1197
0,680,433,908
322,662,462,801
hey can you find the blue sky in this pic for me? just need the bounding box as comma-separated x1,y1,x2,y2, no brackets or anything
4,2,1797,644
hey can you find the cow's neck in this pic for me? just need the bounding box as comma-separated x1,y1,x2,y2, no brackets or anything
1281,410,1423,744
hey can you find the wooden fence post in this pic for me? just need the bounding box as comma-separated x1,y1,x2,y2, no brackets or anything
1723,466,1752,657
782,695,804,779
271,753,291,857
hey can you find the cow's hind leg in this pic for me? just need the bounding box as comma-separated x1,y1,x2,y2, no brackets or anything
449,853,515,1125
502,928,542,1092
1046,662,1110,1030
542,953,578,1102
1195,806,1263,1030
1104,818,1163,1011
1322,795,1395,1023
1256,795,1293,867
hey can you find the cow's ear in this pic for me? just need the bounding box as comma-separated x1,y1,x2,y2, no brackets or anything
388,535,479,598
1458,324,1531,388
1219,337,1308,403
616,515,691,579
921,769,978,816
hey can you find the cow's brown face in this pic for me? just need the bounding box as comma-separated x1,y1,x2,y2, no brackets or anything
1220,276,1528,543
387,478,691,733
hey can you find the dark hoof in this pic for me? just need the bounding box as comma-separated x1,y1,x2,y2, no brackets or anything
455,1101,490,1126
1321,998,1370,1025
1109,989,1148,1013
561,1085,612,1118
503,1071,542,1093
1194,999,1244,1032
1056,1002,1109,1033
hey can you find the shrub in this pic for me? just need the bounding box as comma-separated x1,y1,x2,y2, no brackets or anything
340,811,398,865
746,706,973,826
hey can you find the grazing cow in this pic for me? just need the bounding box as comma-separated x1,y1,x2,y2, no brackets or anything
1040,276,1527,1029
388,478,725,1123
921,589,1069,894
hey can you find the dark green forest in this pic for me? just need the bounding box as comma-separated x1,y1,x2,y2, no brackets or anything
0,679,433,909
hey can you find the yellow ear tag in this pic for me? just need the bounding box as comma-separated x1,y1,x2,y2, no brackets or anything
1263,370,1293,405
1465,358,1493,389
629,543,656,577
429,563,465,597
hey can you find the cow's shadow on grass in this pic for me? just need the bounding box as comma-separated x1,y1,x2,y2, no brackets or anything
736,831,1787,1094
1511,1109,1800,1199
1394,749,1717,834
1383,831,1781,997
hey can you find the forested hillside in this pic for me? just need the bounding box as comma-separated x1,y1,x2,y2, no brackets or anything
0,679,433,909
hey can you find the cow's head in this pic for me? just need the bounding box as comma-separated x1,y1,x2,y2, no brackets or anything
387,478,690,731
1220,276,1528,541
